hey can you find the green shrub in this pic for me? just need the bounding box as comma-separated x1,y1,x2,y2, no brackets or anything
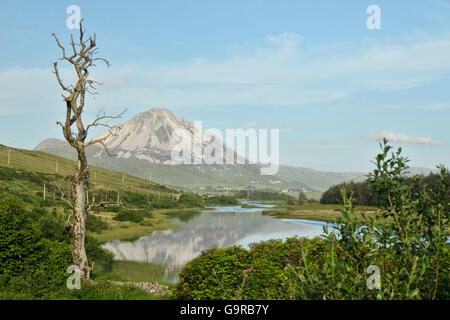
288,140,450,300
149,198,178,209
85,235,114,265
173,246,252,299
178,193,203,208
86,214,109,233
172,238,327,300
0,197,40,277
204,195,238,205
35,211,71,243
122,192,148,207
113,210,144,223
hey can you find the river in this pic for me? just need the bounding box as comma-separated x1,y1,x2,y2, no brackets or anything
103,201,334,282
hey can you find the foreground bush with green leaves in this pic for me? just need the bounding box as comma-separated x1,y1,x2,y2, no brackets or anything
174,140,449,300
0,196,116,299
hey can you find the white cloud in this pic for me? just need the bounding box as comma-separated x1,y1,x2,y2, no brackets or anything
2,31,450,115
362,130,443,145
380,102,450,111
429,0,450,9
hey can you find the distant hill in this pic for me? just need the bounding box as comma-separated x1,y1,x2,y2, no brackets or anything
34,108,437,193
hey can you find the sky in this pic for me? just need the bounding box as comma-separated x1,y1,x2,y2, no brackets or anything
0,0,449,172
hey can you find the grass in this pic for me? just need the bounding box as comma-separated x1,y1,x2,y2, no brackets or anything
0,144,174,197
88,210,178,242
263,202,378,223
93,260,168,283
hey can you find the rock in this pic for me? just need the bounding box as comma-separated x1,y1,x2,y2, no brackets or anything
108,280,171,296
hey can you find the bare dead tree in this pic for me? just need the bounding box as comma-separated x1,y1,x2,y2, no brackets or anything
52,20,125,281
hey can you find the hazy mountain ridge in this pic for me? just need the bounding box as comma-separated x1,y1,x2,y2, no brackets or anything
34,108,437,192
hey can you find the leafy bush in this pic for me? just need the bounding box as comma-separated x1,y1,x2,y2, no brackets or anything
0,197,40,277
86,214,109,233
34,211,71,243
173,246,252,299
178,193,203,208
113,210,144,223
235,190,296,202
122,192,149,207
149,198,179,209
0,197,73,299
205,195,238,205
85,235,114,265
288,140,450,299
172,238,326,300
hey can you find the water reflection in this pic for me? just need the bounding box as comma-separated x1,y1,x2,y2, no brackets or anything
103,205,327,282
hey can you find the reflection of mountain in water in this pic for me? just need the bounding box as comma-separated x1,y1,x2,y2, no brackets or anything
103,209,324,281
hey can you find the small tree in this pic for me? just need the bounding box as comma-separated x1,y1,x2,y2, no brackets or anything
298,191,307,204
51,20,124,281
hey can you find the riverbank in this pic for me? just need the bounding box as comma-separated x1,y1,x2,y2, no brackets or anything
263,202,377,223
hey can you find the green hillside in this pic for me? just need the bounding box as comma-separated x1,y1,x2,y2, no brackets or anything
0,144,174,197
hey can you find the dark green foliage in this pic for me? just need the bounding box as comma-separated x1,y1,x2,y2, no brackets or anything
121,192,148,207
287,198,296,205
0,196,114,299
172,238,326,300
235,190,296,202
35,211,71,243
289,140,450,299
149,198,179,209
298,191,307,204
0,197,40,277
0,197,73,299
320,180,385,206
173,246,252,299
178,193,203,208
113,209,144,223
86,214,109,233
205,195,238,205
320,169,449,207
85,235,114,265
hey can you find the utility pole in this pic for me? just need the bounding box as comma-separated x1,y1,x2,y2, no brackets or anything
43,184,46,200
117,191,120,204
7,149,11,166
86,190,89,205
122,173,125,184
56,160,58,173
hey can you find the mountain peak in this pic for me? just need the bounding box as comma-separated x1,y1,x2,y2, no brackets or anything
90,108,239,165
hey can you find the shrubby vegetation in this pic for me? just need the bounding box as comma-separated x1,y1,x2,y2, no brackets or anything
86,214,109,234
174,141,449,300
235,190,297,202
178,193,203,208
173,238,325,299
113,209,146,224
204,195,238,205
0,196,114,299
320,169,449,207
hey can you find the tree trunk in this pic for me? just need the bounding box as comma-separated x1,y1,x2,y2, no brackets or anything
71,148,91,281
